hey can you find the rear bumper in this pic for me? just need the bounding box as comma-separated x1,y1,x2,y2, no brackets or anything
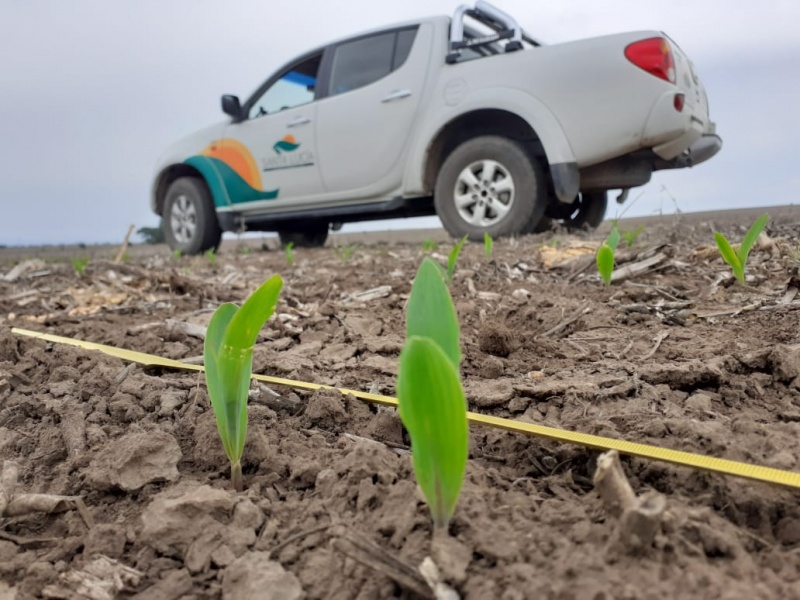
686,133,722,166
654,133,722,170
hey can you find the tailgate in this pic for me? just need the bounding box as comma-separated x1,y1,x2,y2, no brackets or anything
666,37,714,133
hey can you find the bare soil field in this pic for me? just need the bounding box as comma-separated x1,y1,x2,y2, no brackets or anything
2,207,800,599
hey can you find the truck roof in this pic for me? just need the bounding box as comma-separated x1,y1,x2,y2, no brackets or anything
314,15,449,50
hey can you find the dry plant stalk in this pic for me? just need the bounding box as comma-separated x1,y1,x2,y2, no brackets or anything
1,461,92,527
330,532,434,599
593,450,666,554
114,224,135,264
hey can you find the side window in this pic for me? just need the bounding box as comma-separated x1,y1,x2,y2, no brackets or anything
393,28,417,70
248,53,322,119
330,33,394,96
329,27,418,96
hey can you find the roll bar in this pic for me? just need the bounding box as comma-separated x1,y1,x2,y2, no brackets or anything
447,1,532,63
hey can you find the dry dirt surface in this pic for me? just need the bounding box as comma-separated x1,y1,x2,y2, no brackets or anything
3,208,800,599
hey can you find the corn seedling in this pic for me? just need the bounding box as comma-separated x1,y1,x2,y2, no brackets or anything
205,248,217,266
596,225,621,285
397,258,467,532
204,275,283,490
620,225,644,248
714,213,768,284
71,256,89,276
335,245,357,264
173,249,182,260
284,242,295,266
422,238,439,253
446,235,468,282
483,232,493,259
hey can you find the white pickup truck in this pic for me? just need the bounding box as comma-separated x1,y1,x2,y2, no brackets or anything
152,1,721,254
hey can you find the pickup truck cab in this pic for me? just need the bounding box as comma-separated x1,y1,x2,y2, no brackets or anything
152,1,721,253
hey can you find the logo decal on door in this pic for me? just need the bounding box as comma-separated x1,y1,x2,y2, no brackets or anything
184,139,279,206
272,135,301,154
262,135,315,172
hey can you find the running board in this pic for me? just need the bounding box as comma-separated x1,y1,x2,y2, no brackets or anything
220,196,436,232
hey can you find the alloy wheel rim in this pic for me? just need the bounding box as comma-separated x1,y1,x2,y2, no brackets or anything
170,195,197,244
453,159,515,227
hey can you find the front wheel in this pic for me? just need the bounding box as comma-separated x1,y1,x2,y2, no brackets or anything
163,177,221,255
434,136,546,241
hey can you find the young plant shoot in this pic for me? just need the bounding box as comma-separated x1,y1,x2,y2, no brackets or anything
335,245,356,264
484,232,493,259
205,248,217,266
447,235,468,282
397,257,468,532
596,225,621,285
71,256,89,276
621,225,644,248
714,213,768,284
204,275,283,491
422,238,439,253
284,242,295,266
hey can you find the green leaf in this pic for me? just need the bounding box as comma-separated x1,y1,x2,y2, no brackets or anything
204,303,239,460
397,336,468,530
606,226,621,253
406,258,461,371
224,275,283,351
596,244,615,285
447,235,468,282
622,225,644,248
714,232,743,283
203,276,283,477
215,343,253,461
737,213,768,266
483,232,493,259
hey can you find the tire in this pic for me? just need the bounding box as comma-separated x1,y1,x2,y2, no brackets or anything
163,177,221,255
545,191,608,230
278,221,329,248
528,216,553,234
434,136,546,241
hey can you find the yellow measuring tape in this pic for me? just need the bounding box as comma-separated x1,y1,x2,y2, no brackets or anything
11,327,800,490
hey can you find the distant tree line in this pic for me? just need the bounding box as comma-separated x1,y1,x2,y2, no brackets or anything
137,220,165,245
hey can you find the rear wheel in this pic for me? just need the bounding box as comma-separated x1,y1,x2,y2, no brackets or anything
549,192,608,229
278,221,329,247
434,136,546,241
163,177,221,255
531,191,609,233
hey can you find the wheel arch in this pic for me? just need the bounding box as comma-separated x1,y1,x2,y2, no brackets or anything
153,161,229,217
153,164,204,217
422,109,540,191
415,93,580,204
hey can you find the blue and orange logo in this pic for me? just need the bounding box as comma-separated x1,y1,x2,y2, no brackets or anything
273,135,300,154
184,139,279,206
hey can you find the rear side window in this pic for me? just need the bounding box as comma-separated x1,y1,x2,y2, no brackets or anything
329,27,418,96
394,28,417,69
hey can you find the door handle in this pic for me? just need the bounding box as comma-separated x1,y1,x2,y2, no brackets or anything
381,89,412,103
287,116,311,127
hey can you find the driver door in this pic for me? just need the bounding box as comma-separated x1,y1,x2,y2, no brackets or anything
219,51,326,212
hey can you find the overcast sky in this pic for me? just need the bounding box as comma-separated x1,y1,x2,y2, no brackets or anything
1,1,798,246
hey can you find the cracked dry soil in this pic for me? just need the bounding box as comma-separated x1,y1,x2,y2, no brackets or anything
3,211,800,599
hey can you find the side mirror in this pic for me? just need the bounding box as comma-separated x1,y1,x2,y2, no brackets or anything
221,95,243,120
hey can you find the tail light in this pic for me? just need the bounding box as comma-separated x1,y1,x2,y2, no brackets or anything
625,37,676,83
